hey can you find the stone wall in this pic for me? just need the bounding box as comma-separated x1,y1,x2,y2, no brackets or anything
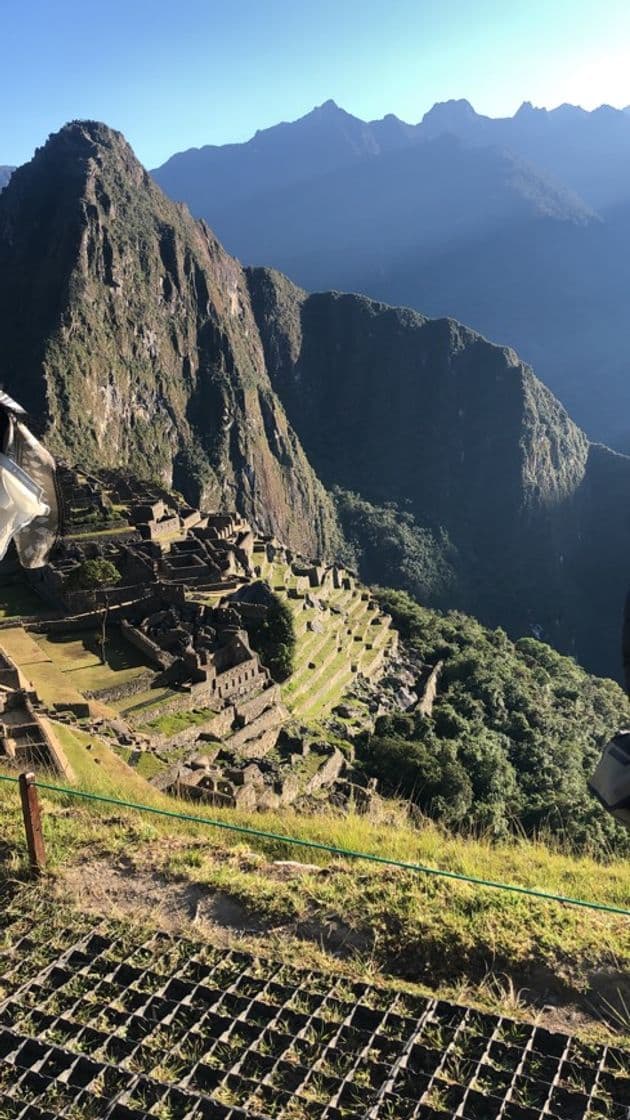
120,619,174,670
225,703,287,754
305,747,346,793
84,669,156,703
418,660,443,717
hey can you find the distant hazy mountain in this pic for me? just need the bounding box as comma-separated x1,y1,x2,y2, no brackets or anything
417,99,630,210
196,133,594,274
0,167,14,190
152,100,630,446
153,100,416,215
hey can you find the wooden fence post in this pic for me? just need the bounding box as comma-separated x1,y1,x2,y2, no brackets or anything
18,771,46,877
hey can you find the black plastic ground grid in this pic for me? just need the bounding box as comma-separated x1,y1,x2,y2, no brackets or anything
0,925,628,1118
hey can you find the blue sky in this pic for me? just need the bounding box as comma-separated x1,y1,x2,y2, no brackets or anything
1,0,629,168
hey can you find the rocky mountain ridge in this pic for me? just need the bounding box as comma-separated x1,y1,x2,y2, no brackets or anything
154,97,630,211
0,121,341,559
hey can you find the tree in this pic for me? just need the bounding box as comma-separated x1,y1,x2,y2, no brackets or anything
244,592,296,682
65,558,122,592
359,587,630,856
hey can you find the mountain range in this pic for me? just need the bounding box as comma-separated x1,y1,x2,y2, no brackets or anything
151,100,630,448
1,121,630,682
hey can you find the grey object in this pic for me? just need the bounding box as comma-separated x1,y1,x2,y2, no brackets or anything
0,393,58,567
589,731,630,829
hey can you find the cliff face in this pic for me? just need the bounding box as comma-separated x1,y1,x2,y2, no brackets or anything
247,268,589,522
248,267,630,678
0,123,340,557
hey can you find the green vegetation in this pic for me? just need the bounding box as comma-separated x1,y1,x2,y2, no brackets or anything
365,589,630,857
1,725,628,1040
139,706,218,737
334,488,458,604
245,589,297,682
65,557,122,590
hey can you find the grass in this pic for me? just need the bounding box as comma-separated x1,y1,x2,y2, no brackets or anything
18,661,87,708
33,633,103,671
0,626,50,665
134,751,166,780
65,660,150,693
274,579,394,719
1,727,629,1042
0,626,153,707
66,525,132,539
46,723,151,796
115,685,178,718
139,706,218,737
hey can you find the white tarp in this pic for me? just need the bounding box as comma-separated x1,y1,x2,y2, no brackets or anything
0,396,59,568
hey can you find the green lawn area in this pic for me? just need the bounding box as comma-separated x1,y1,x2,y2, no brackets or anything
0,626,156,707
45,722,156,799
19,661,88,709
0,626,51,665
34,629,153,694
65,660,150,694
115,685,180,718
67,525,132,539
135,751,167,779
139,706,218,737
33,633,103,671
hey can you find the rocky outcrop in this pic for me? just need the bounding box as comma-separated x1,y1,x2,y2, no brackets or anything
0,122,341,559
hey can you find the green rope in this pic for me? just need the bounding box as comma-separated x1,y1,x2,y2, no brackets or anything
1,771,628,916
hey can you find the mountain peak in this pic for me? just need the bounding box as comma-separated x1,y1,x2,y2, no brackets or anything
41,119,127,157
515,100,539,116
421,99,478,128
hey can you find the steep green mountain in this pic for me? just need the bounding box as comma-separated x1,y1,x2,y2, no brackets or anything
0,122,340,557
365,589,630,857
247,267,630,681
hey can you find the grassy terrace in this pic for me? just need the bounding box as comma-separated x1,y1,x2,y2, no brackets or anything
1,726,629,1042
0,626,153,710
138,705,218,737
253,556,395,719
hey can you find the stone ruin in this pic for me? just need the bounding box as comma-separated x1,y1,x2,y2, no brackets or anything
121,598,272,705
163,729,379,814
0,463,400,816
0,650,71,776
28,467,256,615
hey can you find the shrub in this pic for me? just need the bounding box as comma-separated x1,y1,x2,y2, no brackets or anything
244,592,296,682
65,558,122,591
360,588,630,856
